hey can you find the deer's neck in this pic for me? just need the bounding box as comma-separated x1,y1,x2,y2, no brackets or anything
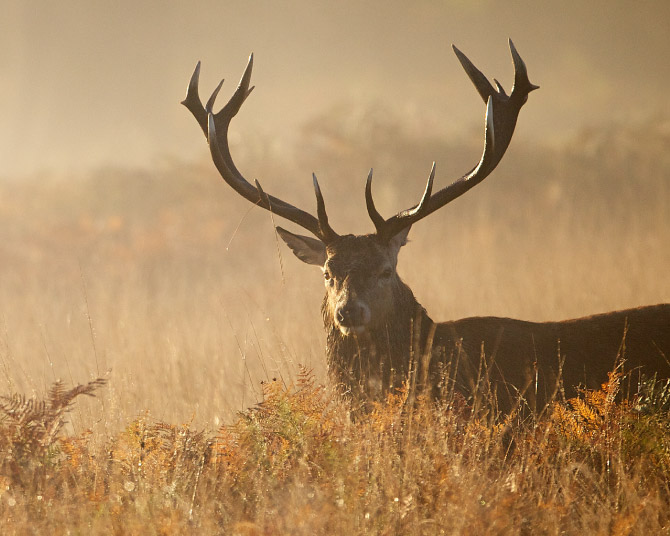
322,278,432,398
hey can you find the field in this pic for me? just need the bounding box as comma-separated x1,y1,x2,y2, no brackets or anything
1,108,669,533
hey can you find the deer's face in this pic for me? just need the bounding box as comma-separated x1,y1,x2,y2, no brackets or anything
276,227,410,336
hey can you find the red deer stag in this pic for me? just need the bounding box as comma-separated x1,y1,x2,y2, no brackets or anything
183,41,670,413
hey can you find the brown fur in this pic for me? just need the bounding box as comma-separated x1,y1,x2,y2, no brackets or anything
434,304,670,413
315,234,670,413
321,269,420,400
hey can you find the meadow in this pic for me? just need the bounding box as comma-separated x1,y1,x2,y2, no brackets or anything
1,107,669,533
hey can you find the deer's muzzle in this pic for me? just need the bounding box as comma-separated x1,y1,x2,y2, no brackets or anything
335,300,371,335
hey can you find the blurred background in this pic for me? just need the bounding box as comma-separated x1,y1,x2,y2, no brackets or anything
1,1,669,431
3,1,670,177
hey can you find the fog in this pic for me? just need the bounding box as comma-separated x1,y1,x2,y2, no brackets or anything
2,0,669,178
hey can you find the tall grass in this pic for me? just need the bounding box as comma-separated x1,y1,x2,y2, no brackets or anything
0,107,669,531
1,370,669,533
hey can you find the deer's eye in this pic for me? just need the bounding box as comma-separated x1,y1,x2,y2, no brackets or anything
380,267,393,279
324,271,332,281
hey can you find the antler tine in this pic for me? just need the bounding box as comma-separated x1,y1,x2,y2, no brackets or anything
452,45,498,104
402,162,436,218
367,164,435,234
205,79,225,113
184,56,339,243
312,173,338,242
373,40,537,241
509,39,540,97
181,61,207,137
365,169,386,233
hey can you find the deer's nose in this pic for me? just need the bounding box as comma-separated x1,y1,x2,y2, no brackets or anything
337,303,366,327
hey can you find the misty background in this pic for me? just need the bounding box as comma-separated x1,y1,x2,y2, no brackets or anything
2,0,669,178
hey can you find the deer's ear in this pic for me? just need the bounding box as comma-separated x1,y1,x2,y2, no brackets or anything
388,225,411,258
276,227,327,266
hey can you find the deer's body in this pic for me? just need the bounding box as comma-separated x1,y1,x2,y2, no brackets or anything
326,290,670,411
439,305,670,409
184,41,670,413
318,233,670,411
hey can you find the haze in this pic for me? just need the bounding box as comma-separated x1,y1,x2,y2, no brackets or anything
2,0,669,178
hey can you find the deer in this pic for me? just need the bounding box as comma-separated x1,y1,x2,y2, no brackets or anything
182,40,670,414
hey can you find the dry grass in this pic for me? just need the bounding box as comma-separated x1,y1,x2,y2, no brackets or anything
0,107,669,532
1,370,669,534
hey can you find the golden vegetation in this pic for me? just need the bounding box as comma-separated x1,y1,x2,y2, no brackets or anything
1,370,669,533
0,108,669,532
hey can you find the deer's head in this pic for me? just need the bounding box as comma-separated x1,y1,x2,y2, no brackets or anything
277,228,410,335
182,40,537,336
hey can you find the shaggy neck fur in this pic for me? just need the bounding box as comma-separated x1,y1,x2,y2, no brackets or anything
322,276,431,399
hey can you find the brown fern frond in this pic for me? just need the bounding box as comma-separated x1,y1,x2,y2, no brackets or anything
47,381,68,409
0,393,27,417
0,394,47,423
1,378,107,460
296,365,316,389
48,378,107,413
41,378,108,447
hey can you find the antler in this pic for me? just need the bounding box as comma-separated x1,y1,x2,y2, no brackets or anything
366,39,538,241
182,55,339,243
